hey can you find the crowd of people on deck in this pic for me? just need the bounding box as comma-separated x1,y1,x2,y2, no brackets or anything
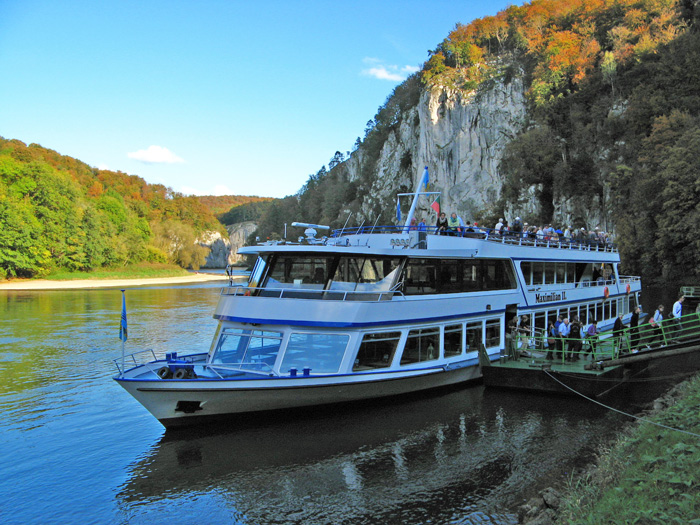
407,212,615,246
508,294,699,360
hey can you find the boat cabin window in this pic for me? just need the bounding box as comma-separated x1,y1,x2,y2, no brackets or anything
209,328,283,373
485,319,501,348
248,255,269,288
403,258,516,295
353,331,401,371
466,322,483,350
400,327,440,365
521,261,615,287
280,333,349,374
265,256,334,289
444,324,463,357
330,256,401,292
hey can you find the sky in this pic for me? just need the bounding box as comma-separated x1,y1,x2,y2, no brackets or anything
0,0,516,198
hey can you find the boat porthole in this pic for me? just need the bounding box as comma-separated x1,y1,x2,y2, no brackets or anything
157,366,172,379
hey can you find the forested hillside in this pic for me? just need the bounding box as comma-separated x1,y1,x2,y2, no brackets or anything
249,0,700,283
0,138,227,278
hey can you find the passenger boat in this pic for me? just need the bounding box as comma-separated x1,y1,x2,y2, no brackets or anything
114,168,642,428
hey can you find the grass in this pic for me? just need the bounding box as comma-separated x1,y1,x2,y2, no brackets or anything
43,263,192,281
558,374,700,524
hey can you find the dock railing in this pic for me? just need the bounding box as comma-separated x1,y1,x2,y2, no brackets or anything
523,311,700,364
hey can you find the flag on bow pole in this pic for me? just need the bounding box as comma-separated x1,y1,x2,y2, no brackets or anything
119,290,128,341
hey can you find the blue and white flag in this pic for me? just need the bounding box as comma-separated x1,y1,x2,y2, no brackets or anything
420,166,429,192
119,290,128,342
396,197,401,222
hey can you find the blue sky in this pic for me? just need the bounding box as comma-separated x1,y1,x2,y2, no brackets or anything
0,0,516,198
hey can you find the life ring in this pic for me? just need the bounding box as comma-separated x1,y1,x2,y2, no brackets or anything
626,283,631,295
157,366,172,379
244,290,251,296
603,286,609,299
174,368,190,380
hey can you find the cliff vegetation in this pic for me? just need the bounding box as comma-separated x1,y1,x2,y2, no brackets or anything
250,0,700,283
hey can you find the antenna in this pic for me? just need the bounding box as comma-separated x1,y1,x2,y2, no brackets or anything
339,212,352,237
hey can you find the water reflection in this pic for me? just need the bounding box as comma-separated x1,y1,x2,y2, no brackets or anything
118,388,619,524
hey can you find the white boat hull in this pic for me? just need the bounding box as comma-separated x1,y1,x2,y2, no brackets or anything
115,363,481,428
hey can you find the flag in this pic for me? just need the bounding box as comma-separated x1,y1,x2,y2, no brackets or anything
431,195,441,214
420,166,429,192
396,197,401,222
119,290,128,341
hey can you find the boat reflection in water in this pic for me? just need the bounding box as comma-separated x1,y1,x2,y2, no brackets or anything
118,386,621,524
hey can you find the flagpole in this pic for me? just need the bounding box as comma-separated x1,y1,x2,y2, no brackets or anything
403,166,430,229
120,289,126,378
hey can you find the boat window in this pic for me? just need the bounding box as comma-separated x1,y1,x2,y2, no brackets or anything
280,333,349,374
330,256,402,292
485,319,501,348
353,331,401,371
404,258,516,295
248,255,269,288
265,255,334,289
533,262,545,285
521,262,532,286
611,299,618,318
444,324,463,357
466,322,483,351
544,263,556,284
596,302,603,322
556,263,566,284
209,328,283,372
534,312,546,336
400,327,440,365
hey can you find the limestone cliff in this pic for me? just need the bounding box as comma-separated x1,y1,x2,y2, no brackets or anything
342,75,528,226
226,221,258,265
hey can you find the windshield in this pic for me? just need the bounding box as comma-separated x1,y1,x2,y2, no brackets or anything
209,328,283,374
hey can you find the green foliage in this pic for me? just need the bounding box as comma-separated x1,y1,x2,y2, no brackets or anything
151,220,210,270
559,374,700,523
0,138,227,278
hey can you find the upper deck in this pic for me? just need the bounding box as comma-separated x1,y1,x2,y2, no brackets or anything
238,226,620,264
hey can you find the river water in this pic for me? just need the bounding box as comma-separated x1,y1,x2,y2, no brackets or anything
0,280,693,524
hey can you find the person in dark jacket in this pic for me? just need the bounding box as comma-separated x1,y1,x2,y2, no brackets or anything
613,313,626,353
629,306,640,352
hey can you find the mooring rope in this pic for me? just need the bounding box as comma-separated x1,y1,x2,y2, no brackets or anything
543,369,700,439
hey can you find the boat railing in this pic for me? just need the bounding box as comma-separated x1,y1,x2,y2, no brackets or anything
113,348,159,375
517,311,700,364
205,362,278,377
221,286,404,302
330,225,617,252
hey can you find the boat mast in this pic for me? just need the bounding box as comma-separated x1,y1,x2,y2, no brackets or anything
402,166,439,229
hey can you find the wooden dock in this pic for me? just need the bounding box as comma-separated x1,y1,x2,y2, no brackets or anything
482,312,700,398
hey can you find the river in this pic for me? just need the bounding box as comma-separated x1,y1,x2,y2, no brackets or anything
0,280,694,524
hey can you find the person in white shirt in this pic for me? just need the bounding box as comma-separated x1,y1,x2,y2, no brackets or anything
672,295,685,335
559,317,571,360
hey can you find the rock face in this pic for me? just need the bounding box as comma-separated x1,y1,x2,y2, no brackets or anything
199,231,231,269
227,221,258,265
343,76,529,225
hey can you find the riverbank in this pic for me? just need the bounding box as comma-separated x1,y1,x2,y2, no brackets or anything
0,272,232,291
520,371,700,523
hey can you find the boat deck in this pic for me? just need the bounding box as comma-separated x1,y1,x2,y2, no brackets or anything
483,312,700,398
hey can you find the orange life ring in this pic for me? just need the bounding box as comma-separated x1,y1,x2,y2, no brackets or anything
603,286,609,299
626,284,631,294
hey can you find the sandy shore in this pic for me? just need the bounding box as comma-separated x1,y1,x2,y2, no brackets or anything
0,272,235,291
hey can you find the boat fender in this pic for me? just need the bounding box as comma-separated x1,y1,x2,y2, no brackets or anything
626,283,631,294
157,366,172,379
174,368,190,380
603,286,609,299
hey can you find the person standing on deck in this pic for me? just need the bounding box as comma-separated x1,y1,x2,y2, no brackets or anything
554,314,564,359
653,305,665,346
613,313,626,353
672,295,685,337
585,319,599,357
568,316,582,360
559,317,571,360
630,306,641,352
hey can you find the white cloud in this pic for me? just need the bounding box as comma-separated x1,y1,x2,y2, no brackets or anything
180,186,205,196
96,163,110,171
127,145,185,164
213,184,233,196
361,58,419,82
